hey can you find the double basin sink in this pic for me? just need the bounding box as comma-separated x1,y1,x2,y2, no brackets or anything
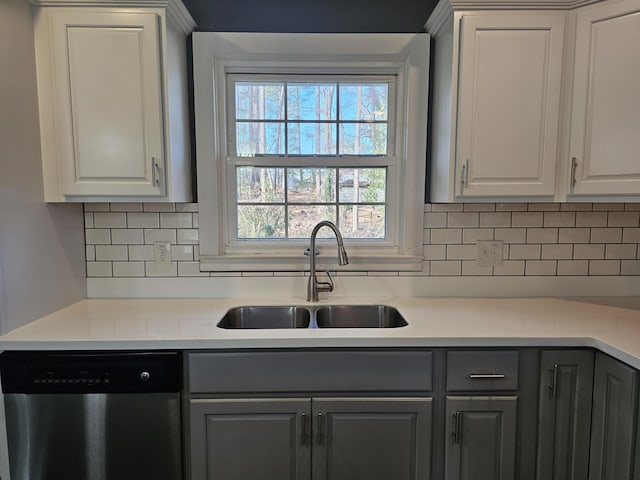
218,305,408,329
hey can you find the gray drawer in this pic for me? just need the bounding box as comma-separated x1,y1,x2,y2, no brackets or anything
446,350,519,391
187,349,432,394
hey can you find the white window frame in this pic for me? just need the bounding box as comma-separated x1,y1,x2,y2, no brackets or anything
193,32,429,271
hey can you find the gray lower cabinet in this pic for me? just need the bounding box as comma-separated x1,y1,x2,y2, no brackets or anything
189,396,432,480
444,396,518,480
588,352,639,480
537,350,594,480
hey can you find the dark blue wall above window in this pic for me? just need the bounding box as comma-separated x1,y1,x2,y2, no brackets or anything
183,0,438,33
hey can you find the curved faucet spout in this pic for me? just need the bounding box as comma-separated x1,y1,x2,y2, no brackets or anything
307,221,349,302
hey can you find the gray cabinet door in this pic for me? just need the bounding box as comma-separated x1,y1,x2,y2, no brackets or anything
189,398,311,480
589,352,639,480
444,396,518,480
537,350,594,480
312,397,432,480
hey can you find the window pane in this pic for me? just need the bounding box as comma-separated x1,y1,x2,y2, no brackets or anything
235,82,285,120
338,168,386,202
236,122,285,156
287,123,337,155
339,84,388,121
339,123,387,155
287,168,336,203
287,205,336,239
339,205,386,239
237,167,285,203
237,206,286,239
287,83,337,120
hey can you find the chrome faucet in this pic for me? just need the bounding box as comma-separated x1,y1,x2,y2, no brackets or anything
306,221,349,302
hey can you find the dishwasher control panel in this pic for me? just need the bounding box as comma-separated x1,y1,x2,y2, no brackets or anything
0,351,181,393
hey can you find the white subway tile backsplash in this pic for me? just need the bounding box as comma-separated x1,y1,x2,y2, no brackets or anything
128,245,154,261
424,212,447,228
446,244,477,260
86,261,112,277
512,212,543,228
544,212,575,228
462,261,493,276
479,212,510,227
177,229,199,244
493,260,525,276
95,245,128,261
93,212,126,228
431,228,462,244
430,260,461,276
558,228,591,244
605,244,637,260
112,261,145,277
590,228,622,244
621,260,640,275
495,228,526,244
143,203,176,212
83,202,640,279
576,212,608,227
145,261,177,277
593,203,625,211
160,212,193,229
462,228,494,244
589,260,621,275
525,260,557,276
127,213,160,229
448,212,479,228
526,228,558,244
423,245,446,260
608,211,640,227
510,244,541,260
542,244,573,260
85,229,111,245
144,229,177,244
557,260,589,276
574,244,605,260
111,229,143,245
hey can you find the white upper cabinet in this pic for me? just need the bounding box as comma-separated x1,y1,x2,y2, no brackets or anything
456,13,565,198
427,0,640,202
569,0,640,197
33,0,195,202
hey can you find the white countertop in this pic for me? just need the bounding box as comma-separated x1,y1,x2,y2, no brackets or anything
2,297,640,368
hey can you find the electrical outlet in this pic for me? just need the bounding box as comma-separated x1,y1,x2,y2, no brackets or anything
477,240,504,267
153,241,172,267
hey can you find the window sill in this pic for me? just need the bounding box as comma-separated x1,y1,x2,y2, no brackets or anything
199,253,424,272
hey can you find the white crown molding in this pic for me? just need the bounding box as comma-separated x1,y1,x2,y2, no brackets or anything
167,0,196,35
425,0,454,35
427,0,602,13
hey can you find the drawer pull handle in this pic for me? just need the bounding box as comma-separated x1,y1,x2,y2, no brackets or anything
317,412,324,445
469,374,505,379
301,412,309,445
548,364,559,398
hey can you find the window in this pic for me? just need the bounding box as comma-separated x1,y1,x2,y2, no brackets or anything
193,33,429,271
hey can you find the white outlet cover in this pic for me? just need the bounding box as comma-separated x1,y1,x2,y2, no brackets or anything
153,241,172,268
477,240,504,267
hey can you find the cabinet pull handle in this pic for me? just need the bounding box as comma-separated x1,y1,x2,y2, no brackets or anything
468,373,505,379
301,412,308,445
460,159,469,191
152,157,161,186
317,412,324,445
453,411,462,444
570,157,578,188
549,364,559,398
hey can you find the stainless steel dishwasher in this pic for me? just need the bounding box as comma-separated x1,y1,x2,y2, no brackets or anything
0,351,183,480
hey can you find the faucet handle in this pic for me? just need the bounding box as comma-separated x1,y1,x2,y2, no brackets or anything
315,271,334,293
304,248,320,257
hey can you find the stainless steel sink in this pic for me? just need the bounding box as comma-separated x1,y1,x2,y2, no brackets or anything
217,306,311,329
217,305,408,329
315,305,408,328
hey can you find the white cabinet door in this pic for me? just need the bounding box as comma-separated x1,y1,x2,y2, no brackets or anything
570,0,640,196
455,13,565,198
49,10,165,197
